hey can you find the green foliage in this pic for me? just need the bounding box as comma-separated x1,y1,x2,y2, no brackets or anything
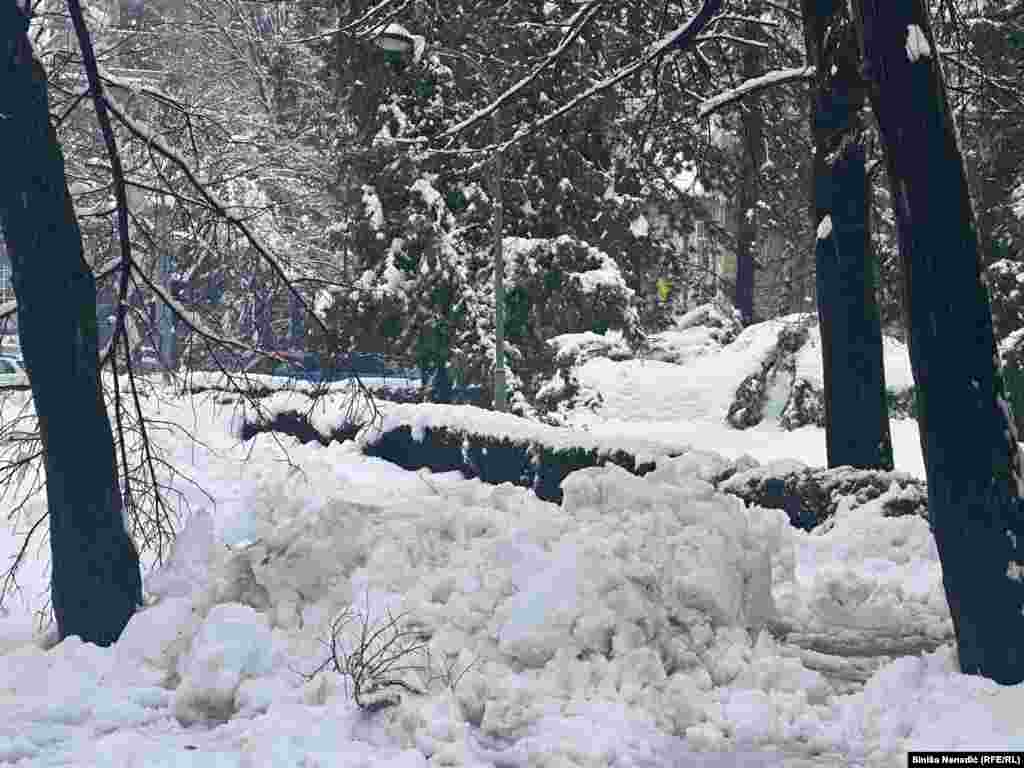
542,269,563,292
445,188,467,212
379,312,402,342
504,285,531,340
886,387,918,420
1001,364,1024,436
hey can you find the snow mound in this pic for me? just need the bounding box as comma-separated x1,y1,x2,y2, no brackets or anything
358,401,691,466
574,316,805,424
793,327,914,398
571,313,913,430
773,491,952,655
548,330,633,365
173,602,275,725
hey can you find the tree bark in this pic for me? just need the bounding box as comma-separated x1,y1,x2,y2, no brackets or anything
852,0,1024,683
816,139,893,469
0,4,141,646
803,0,893,470
734,13,764,325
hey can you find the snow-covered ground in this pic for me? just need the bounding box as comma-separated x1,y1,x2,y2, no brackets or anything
559,312,924,478
0,315,1021,767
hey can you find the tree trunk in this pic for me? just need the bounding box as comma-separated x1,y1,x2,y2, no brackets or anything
816,140,893,469
803,1,893,470
734,14,764,325
0,5,141,646
852,0,1024,683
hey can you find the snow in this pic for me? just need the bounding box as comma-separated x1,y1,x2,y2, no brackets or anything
698,66,816,120
672,162,705,197
905,25,932,63
569,316,796,424
630,214,650,238
548,330,633,364
0,310,1020,766
793,327,915,394
362,185,385,230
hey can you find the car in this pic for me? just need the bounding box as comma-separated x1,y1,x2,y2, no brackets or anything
0,356,29,388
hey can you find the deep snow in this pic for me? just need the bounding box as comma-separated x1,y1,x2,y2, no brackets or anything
0,315,1021,767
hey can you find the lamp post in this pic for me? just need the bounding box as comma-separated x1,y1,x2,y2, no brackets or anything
373,29,507,412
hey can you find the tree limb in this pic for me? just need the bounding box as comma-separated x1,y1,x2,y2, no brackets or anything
698,65,815,119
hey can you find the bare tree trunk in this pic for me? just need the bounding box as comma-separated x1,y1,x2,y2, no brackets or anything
816,139,893,469
0,4,141,646
734,13,764,325
803,0,893,470
853,0,1024,683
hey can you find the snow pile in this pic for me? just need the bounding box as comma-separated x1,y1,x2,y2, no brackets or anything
566,313,914,431
357,401,692,466
772,490,952,655
0,363,1017,764
572,315,802,424
645,326,731,366
548,330,633,365
793,328,914,396
674,303,743,336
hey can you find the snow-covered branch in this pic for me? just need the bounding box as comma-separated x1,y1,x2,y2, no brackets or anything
280,0,410,45
698,65,815,119
695,33,772,49
481,0,722,155
129,260,255,356
100,82,332,339
431,0,606,142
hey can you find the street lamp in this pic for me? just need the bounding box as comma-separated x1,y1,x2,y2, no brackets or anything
372,32,507,412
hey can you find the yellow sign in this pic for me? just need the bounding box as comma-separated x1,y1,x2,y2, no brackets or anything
656,278,672,303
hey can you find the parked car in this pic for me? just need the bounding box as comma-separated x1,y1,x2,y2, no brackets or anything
0,356,29,388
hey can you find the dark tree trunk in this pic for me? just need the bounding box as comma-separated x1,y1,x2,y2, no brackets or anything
815,141,893,469
734,14,764,325
0,6,141,646
852,0,1024,683
803,0,893,470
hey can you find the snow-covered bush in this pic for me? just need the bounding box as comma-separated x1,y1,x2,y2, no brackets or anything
718,460,929,529
986,258,1024,341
